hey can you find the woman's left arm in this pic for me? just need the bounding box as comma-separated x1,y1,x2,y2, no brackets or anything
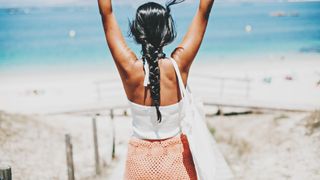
98,0,137,79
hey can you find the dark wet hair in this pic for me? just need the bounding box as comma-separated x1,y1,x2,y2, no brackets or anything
130,0,185,122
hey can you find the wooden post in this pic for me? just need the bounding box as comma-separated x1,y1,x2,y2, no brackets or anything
0,165,11,180
110,109,114,120
65,134,75,180
92,116,101,175
110,109,116,159
123,110,128,117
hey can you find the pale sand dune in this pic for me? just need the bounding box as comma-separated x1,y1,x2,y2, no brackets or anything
208,111,320,180
0,111,132,180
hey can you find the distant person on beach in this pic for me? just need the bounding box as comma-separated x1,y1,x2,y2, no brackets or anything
98,0,221,179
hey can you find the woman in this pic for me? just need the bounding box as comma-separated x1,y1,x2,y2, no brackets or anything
98,0,216,179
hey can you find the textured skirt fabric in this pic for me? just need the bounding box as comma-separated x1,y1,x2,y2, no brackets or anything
124,134,197,180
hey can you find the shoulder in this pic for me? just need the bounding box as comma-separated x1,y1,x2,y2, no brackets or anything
160,58,175,70
119,59,143,87
158,58,178,80
171,50,190,72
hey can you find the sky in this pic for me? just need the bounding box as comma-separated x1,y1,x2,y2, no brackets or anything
0,0,318,8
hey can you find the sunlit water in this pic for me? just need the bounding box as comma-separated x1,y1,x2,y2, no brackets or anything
0,2,319,72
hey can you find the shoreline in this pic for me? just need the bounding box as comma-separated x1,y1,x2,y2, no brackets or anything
1,52,319,77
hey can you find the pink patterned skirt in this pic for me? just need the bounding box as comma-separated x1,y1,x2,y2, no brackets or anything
124,134,197,180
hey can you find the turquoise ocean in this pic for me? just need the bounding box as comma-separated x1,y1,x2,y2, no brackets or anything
0,2,319,72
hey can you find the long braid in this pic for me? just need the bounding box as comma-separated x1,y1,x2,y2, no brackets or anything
129,1,185,123
141,42,166,122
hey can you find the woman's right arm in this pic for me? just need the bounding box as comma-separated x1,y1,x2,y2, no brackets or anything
172,0,214,73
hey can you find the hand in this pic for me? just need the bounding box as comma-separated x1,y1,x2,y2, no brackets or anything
172,0,215,74
199,0,214,19
98,0,112,16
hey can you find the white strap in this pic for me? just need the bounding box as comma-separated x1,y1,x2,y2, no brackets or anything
143,61,150,87
169,58,187,99
144,58,186,97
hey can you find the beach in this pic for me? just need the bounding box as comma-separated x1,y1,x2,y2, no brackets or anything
1,1,320,179
1,52,320,179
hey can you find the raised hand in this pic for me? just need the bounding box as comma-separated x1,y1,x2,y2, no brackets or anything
97,0,112,16
97,0,137,81
199,0,214,19
172,0,215,77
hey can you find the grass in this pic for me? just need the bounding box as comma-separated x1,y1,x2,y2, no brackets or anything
305,110,320,135
209,126,216,135
274,114,289,121
273,113,289,125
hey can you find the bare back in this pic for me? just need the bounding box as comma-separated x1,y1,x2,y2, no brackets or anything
125,58,187,106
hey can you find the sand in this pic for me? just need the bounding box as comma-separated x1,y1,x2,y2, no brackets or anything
0,111,132,179
0,53,319,115
1,110,320,179
208,111,320,180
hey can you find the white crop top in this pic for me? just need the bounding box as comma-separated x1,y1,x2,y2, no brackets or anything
127,58,185,140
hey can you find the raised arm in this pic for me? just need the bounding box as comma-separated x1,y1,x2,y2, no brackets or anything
172,0,214,73
98,0,137,79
